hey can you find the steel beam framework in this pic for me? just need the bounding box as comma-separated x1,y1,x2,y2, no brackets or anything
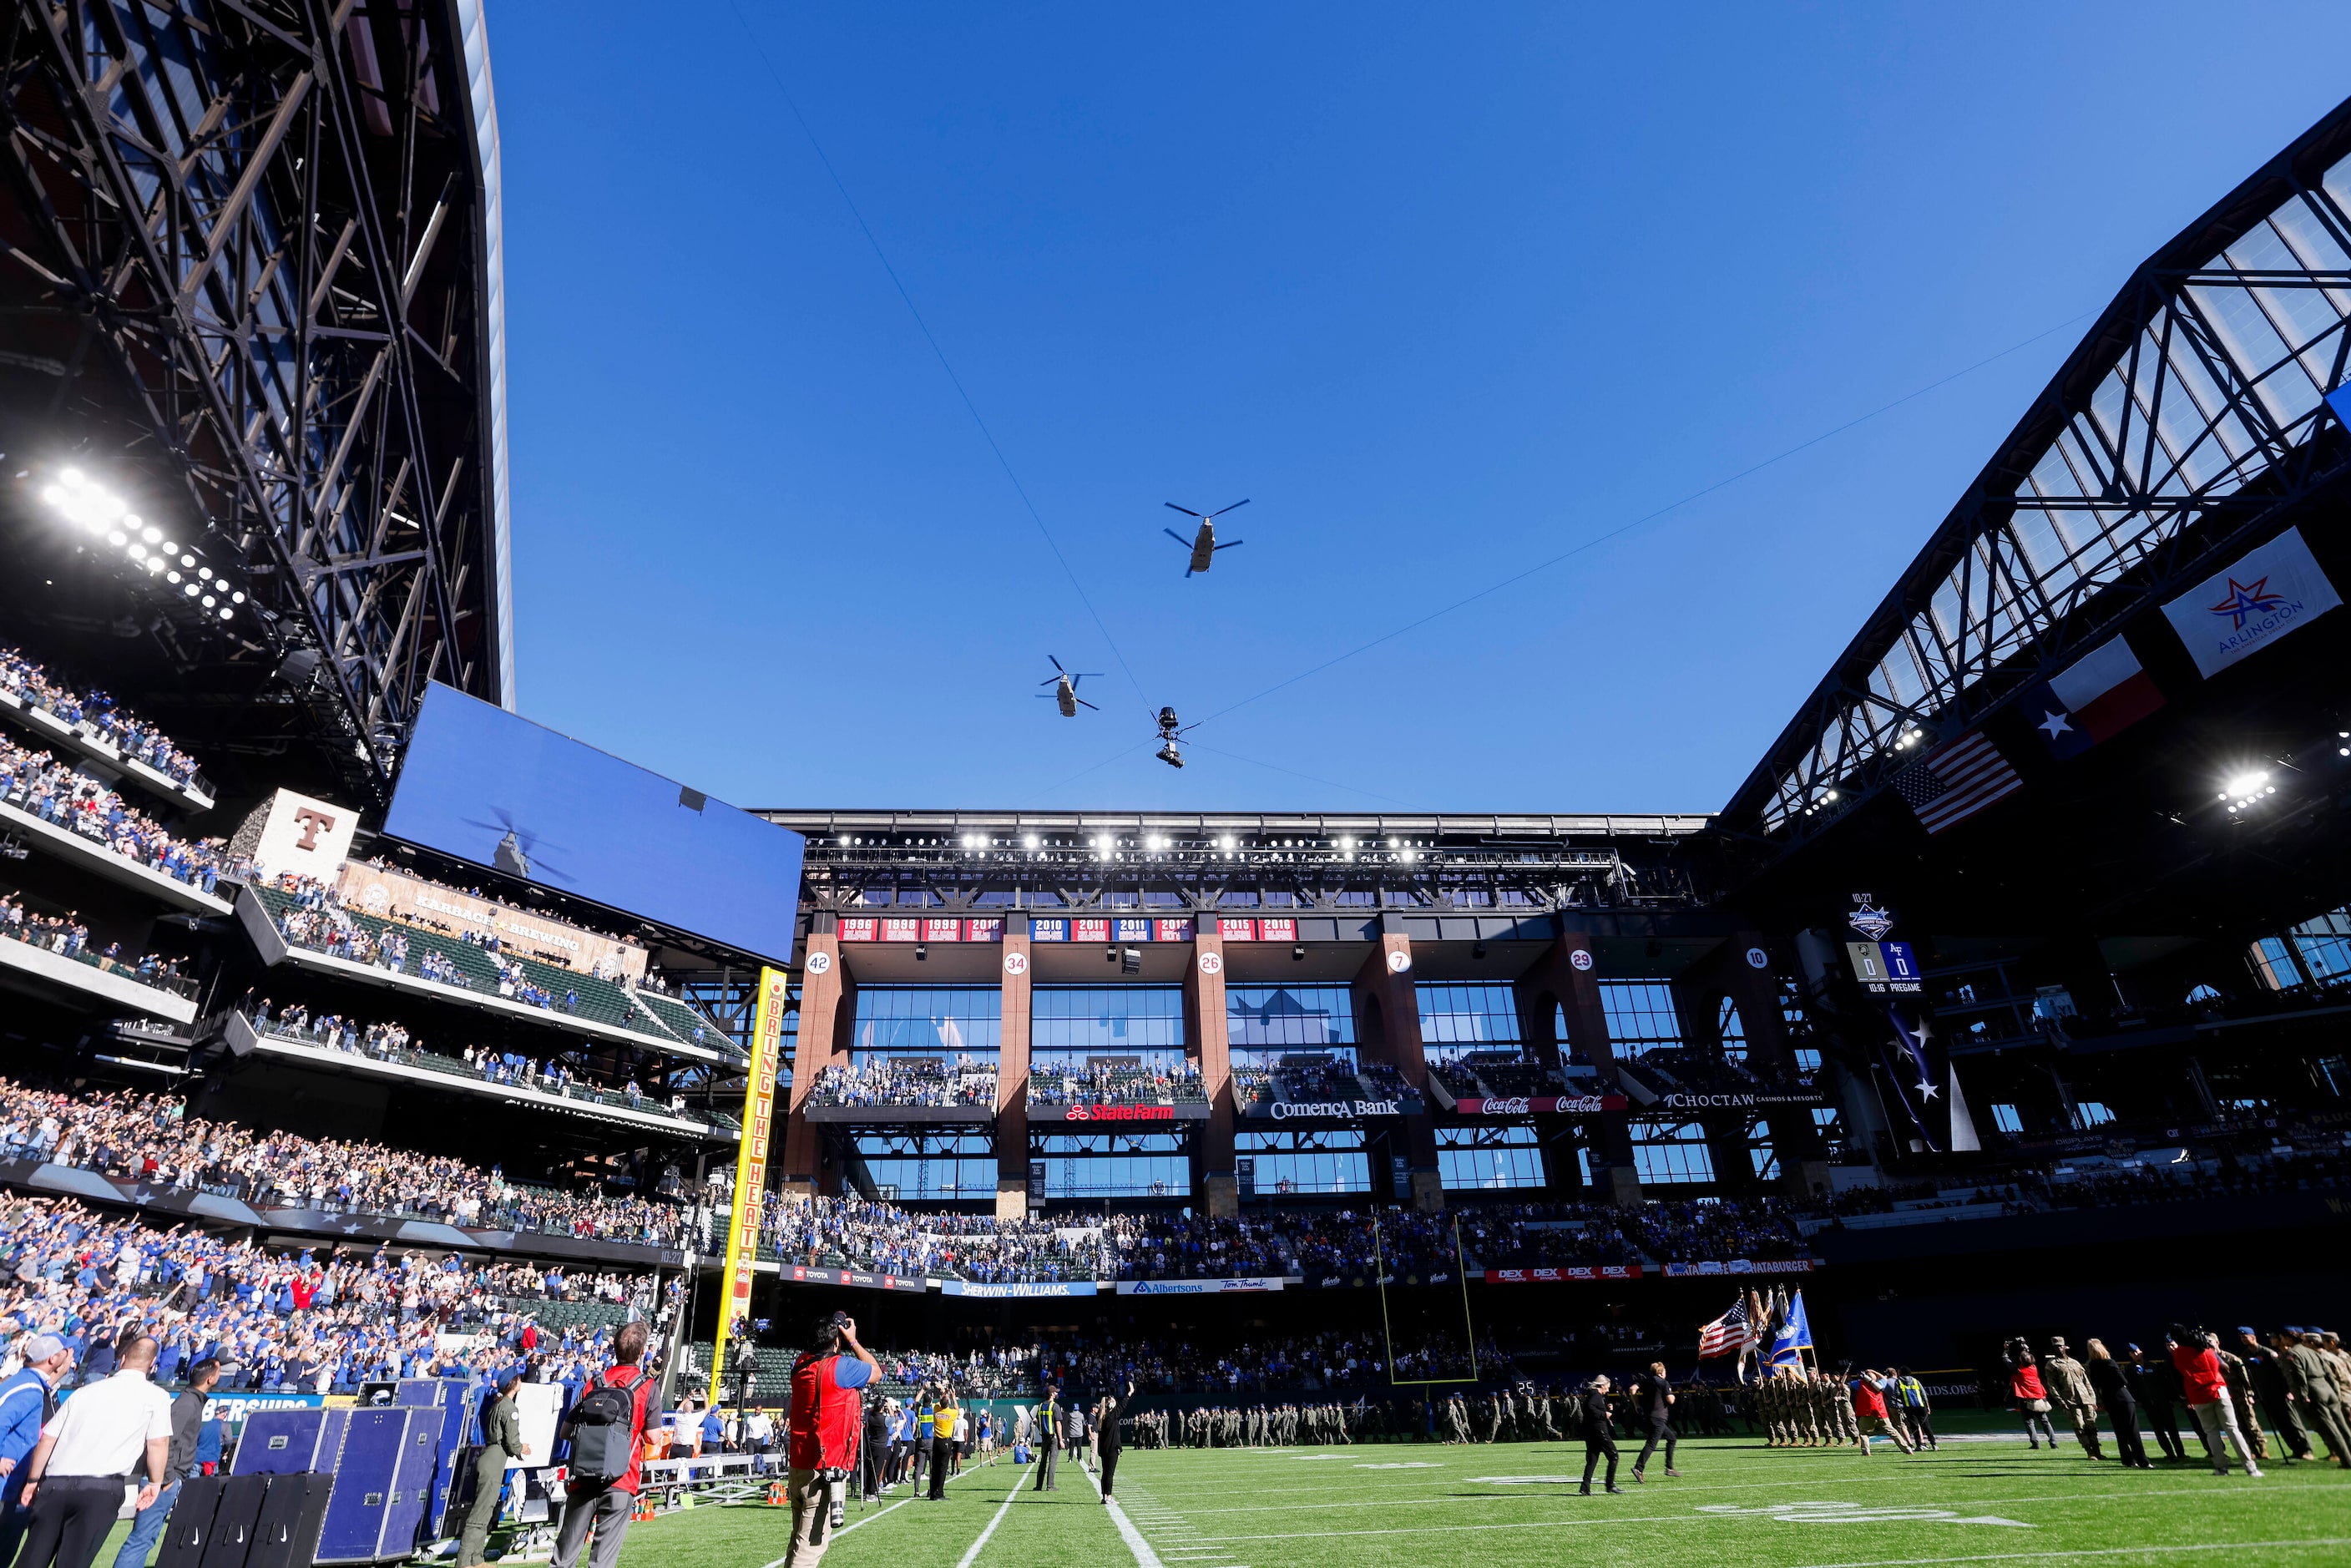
1726,97,2351,845
760,809,1716,916
0,0,508,800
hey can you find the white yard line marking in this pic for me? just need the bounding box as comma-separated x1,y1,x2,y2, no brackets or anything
1169,1472,2351,1515
953,1464,1037,1568
752,1458,1011,1568
1784,1541,2351,1568
1183,1480,2351,1545
1081,1455,1165,1568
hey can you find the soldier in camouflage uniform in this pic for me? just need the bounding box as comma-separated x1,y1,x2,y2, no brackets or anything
2044,1338,2105,1459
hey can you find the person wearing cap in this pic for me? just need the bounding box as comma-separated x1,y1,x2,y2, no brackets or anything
458,1366,528,1568
2241,1329,2312,1463
16,1326,173,1568
2043,1337,2102,1459
0,1334,72,1568
2278,1329,2351,1470
2317,1333,2351,1407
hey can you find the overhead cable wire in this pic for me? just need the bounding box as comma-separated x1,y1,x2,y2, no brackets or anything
725,2,1155,721
1184,305,2103,733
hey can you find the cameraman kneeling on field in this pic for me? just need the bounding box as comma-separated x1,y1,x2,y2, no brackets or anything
785,1313,878,1567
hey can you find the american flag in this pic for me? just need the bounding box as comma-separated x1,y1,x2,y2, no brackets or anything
1696,1294,1754,1360
1893,731,2022,834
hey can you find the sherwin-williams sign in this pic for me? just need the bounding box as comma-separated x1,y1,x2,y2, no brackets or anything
2162,526,2341,677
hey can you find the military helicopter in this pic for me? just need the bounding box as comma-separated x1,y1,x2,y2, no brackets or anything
1162,498,1249,576
1154,705,1195,768
1036,655,1100,717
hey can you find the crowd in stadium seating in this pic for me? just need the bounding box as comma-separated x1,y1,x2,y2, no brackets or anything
260,874,730,1057
0,893,196,995
0,1079,704,1248
1027,1058,1206,1107
806,1060,997,1110
0,735,236,893
240,999,712,1123
1047,1327,1513,1393
0,645,208,790
0,1191,663,1394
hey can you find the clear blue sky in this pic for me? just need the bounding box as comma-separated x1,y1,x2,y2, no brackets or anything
494,3,2351,817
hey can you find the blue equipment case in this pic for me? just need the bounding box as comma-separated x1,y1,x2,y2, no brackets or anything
392,1377,476,1539
230,1407,351,1475
316,1407,439,1563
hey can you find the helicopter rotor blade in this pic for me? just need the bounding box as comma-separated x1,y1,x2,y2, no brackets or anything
1049,654,1067,673
1213,539,1245,550
1077,697,1099,711
1164,502,1205,518
1208,499,1251,518
1163,528,1196,548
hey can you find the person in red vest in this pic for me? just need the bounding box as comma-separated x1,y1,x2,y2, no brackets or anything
783,1313,876,1567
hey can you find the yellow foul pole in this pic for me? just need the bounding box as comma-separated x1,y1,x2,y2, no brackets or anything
709,964,786,1407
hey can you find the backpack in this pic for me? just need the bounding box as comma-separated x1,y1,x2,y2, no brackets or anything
568,1370,650,1484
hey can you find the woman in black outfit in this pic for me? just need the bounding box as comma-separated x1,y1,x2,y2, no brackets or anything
1578,1375,1625,1495
2085,1339,2152,1469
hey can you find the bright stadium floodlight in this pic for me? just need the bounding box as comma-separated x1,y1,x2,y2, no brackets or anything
1023,832,1039,850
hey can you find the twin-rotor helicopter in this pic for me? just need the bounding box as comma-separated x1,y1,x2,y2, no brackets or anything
1034,497,1250,766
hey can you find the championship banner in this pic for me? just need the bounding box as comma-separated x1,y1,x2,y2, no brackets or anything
710,965,786,1404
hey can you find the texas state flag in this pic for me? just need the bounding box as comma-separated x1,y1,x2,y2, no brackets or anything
2018,635,2165,759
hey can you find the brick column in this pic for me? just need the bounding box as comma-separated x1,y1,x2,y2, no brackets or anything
1519,927,1640,1206
780,926,844,1197
1185,923,1236,1216
1352,932,1440,1211
996,917,1034,1219
1687,933,1828,1197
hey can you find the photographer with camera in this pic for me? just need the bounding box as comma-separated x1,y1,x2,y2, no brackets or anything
783,1312,877,1567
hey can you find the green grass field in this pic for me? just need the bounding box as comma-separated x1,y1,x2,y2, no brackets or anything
579,1424,2351,1568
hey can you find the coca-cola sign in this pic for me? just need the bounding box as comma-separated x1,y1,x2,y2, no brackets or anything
1452,1094,1628,1115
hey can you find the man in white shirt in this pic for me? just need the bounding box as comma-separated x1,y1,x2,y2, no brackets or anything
15,1329,171,1568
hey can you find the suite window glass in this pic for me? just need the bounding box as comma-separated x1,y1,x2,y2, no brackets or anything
1034,1132,1188,1198
851,1131,993,1202
1439,1125,1545,1190
1631,1120,1714,1186
1230,984,1357,1071
1238,1129,1369,1195
1600,981,1682,1057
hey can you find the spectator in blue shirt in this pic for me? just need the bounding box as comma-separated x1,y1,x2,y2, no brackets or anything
0,1335,71,1567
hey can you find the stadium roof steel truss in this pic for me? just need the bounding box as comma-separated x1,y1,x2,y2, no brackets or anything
1728,99,2351,842
761,808,1716,915
0,0,511,799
